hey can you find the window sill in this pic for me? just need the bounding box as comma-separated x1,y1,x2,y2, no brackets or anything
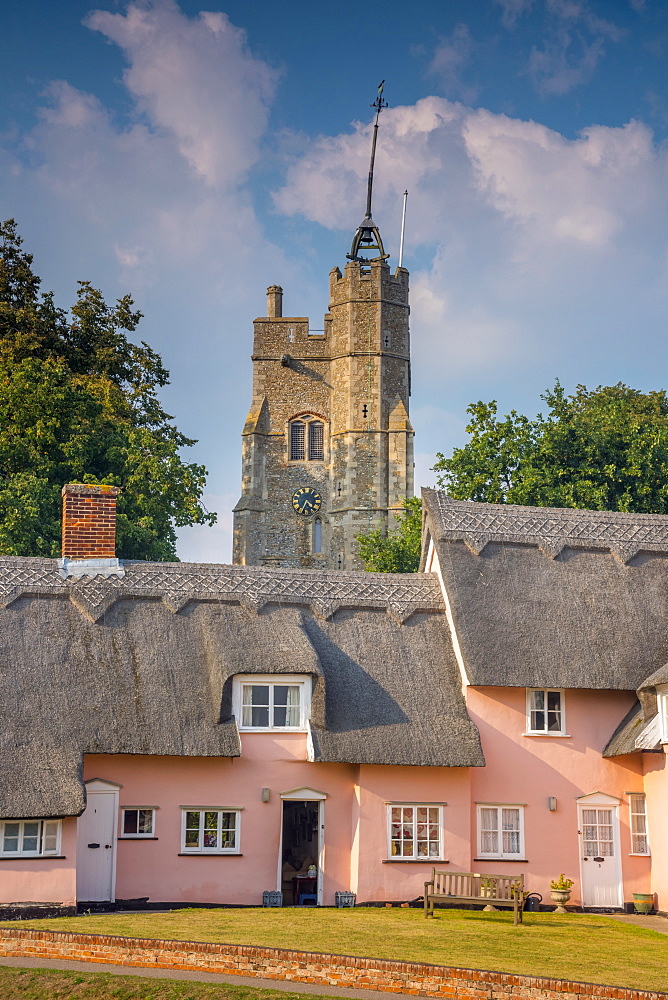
0,855,65,861
383,858,447,864
473,858,528,863
523,732,571,738
178,852,243,857
120,837,159,841
628,853,651,857
240,729,307,734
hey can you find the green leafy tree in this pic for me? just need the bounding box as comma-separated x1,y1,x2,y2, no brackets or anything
356,497,422,573
435,381,668,513
0,219,215,559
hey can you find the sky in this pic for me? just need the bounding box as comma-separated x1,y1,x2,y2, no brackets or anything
3,0,668,562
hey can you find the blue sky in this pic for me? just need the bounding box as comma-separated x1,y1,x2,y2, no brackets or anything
3,0,668,561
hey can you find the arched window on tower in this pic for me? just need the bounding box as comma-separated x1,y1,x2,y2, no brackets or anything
313,518,322,554
290,421,305,461
288,416,325,462
309,421,324,461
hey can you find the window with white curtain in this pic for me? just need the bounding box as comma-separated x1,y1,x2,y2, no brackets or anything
233,674,311,731
477,805,525,859
1,819,61,856
628,794,650,855
526,689,565,734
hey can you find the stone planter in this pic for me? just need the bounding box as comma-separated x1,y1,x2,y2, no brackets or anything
633,893,654,915
550,888,571,914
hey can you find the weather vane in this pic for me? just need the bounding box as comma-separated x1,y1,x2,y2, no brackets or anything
347,81,390,264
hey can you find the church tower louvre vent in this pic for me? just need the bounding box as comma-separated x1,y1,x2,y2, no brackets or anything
59,483,124,579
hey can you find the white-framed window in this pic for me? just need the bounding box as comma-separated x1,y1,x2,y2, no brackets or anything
526,689,565,735
1,819,61,857
181,809,240,853
657,686,668,743
121,808,155,838
628,793,650,855
477,805,525,860
233,674,311,731
388,805,443,860
289,416,325,462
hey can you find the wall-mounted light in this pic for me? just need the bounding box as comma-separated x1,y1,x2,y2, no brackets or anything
548,797,557,811
262,787,270,803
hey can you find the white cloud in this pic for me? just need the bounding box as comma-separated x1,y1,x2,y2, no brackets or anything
428,24,477,103
85,0,278,187
274,95,668,394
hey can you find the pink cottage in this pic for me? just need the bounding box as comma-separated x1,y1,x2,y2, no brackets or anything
0,483,666,915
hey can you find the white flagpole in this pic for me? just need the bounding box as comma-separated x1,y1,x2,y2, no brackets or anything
398,190,408,267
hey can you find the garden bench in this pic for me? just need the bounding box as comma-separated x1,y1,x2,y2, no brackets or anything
424,870,524,926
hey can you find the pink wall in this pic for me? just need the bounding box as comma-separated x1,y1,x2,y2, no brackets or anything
642,753,668,910
0,818,77,906
467,687,649,905
353,765,471,902
84,737,357,906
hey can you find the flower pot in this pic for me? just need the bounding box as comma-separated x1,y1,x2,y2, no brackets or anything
633,893,654,915
550,888,571,914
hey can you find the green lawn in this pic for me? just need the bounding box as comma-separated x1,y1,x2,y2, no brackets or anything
2,907,667,994
0,966,331,1000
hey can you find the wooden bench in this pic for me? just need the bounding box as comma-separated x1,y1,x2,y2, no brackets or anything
424,870,525,925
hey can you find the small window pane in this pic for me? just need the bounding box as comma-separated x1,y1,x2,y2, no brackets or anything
313,518,322,554
308,421,324,460
630,794,649,854
3,822,19,853
123,810,139,835
290,422,305,460
43,822,59,854
242,684,270,727
138,810,153,834
221,812,237,850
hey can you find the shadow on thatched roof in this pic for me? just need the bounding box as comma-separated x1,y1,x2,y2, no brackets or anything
0,558,482,819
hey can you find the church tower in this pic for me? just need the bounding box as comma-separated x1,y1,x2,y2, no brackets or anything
233,87,414,570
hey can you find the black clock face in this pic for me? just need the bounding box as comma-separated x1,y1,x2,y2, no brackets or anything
292,487,322,516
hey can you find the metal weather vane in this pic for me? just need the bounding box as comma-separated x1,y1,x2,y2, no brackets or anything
347,81,390,264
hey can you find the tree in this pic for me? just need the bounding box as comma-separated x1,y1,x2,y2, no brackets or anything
0,219,215,560
356,497,422,573
434,381,668,513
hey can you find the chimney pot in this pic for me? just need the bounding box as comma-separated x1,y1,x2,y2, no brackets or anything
266,285,283,319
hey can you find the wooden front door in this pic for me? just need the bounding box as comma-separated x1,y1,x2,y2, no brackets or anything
578,795,622,908
76,781,118,902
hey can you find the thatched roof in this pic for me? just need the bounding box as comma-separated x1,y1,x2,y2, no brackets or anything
0,558,482,819
422,489,668,690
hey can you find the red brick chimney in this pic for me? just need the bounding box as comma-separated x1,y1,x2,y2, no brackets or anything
61,484,120,561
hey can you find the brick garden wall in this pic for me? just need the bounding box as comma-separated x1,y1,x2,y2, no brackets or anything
0,928,665,1000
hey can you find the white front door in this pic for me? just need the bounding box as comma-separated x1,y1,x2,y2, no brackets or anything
578,794,622,908
76,781,119,902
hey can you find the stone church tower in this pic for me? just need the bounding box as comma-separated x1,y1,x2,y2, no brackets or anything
233,88,414,570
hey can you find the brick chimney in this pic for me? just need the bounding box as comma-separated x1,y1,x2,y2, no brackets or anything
60,485,123,577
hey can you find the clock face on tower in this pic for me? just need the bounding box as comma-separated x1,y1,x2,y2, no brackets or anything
292,487,322,516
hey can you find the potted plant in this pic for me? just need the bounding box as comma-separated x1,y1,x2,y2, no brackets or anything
550,873,574,914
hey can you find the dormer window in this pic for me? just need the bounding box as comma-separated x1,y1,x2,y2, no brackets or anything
233,674,311,731
289,416,325,462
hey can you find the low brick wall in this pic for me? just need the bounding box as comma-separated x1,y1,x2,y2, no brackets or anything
0,927,665,1000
